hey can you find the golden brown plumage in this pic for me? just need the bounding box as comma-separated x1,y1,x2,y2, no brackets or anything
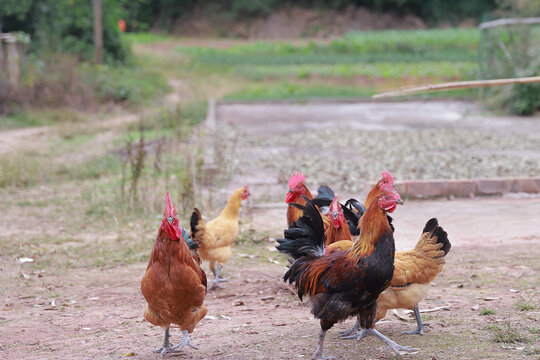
141,193,207,356
277,184,415,358
190,186,249,289
375,218,450,334
329,218,451,335
287,183,313,226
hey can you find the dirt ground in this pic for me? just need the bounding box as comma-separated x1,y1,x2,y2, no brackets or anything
1,97,539,359
1,195,539,359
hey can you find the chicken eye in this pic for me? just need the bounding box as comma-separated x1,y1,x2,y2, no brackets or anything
385,195,390,200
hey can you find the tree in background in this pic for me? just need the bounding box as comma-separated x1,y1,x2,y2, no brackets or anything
0,0,130,63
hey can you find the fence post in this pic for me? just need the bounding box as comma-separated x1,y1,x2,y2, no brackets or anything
92,0,103,64
5,36,20,88
0,39,4,82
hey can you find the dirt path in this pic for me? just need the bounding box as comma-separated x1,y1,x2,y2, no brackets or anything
1,82,539,358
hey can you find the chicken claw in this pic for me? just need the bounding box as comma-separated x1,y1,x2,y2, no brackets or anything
209,264,227,290
171,329,198,350
311,330,338,360
402,305,428,335
340,329,367,340
153,328,181,357
338,318,359,337
367,328,418,355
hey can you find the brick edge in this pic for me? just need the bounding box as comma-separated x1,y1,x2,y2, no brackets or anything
364,178,540,199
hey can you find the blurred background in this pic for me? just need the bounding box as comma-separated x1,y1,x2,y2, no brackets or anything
1,2,540,358
0,0,540,261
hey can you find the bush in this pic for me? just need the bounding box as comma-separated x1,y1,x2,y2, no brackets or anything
0,0,131,64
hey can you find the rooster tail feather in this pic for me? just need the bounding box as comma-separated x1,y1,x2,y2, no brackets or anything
190,207,205,245
416,218,451,257
341,204,361,236
422,218,439,234
277,196,326,259
314,185,335,204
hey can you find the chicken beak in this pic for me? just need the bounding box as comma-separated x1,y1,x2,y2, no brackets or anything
396,199,404,205
167,216,174,225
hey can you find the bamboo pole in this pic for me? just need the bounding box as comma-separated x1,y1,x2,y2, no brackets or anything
92,0,103,64
6,37,20,88
372,76,540,99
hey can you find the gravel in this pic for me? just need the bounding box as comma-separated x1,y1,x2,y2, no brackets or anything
217,124,540,193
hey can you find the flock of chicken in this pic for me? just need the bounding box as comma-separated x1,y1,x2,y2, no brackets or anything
140,171,451,359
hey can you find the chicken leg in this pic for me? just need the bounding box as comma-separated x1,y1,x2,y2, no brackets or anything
342,328,417,355
153,327,181,357
339,317,359,337
402,305,428,335
312,329,337,360
171,329,198,350
209,263,227,290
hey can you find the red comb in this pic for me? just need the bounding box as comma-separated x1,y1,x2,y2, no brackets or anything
330,196,340,213
381,171,394,185
288,171,306,189
165,191,174,214
380,183,400,199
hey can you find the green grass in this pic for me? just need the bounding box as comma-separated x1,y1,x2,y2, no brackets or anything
0,108,83,130
177,28,479,65
236,62,479,81
164,28,481,101
124,32,175,44
223,82,376,100
79,63,170,104
488,322,532,344
516,299,536,311
480,308,496,316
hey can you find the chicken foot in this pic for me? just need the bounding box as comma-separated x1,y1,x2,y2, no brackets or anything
402,305,428,335
338,317,359,337
342,328,417,355
312,329,337,360
209,264,227,290
171,329,198,350
153,327,181,357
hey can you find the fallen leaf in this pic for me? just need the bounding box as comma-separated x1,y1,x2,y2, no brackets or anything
471,304,479,311
260,296,275,301
483,297,499,301
21,272,29,280
508,289,519,293
233,301,244,306
82,327,91,331
122,352,135,357
268,258,280,265
204,314,231,320
392,309,413,321
88,297,99,301
3,307,12,311
18,257,34,263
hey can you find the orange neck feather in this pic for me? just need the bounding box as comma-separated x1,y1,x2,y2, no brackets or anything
220,188,244,218
346,198,389,261
325,218,352,246
364,180,383,207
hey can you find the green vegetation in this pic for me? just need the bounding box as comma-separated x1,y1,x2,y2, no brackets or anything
79,63,170,104
516,299,536,312
173,28,481,101
488,322,532,344
117,0,497,31
179,28,479,65
1,0,130,63
480,308,496,316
